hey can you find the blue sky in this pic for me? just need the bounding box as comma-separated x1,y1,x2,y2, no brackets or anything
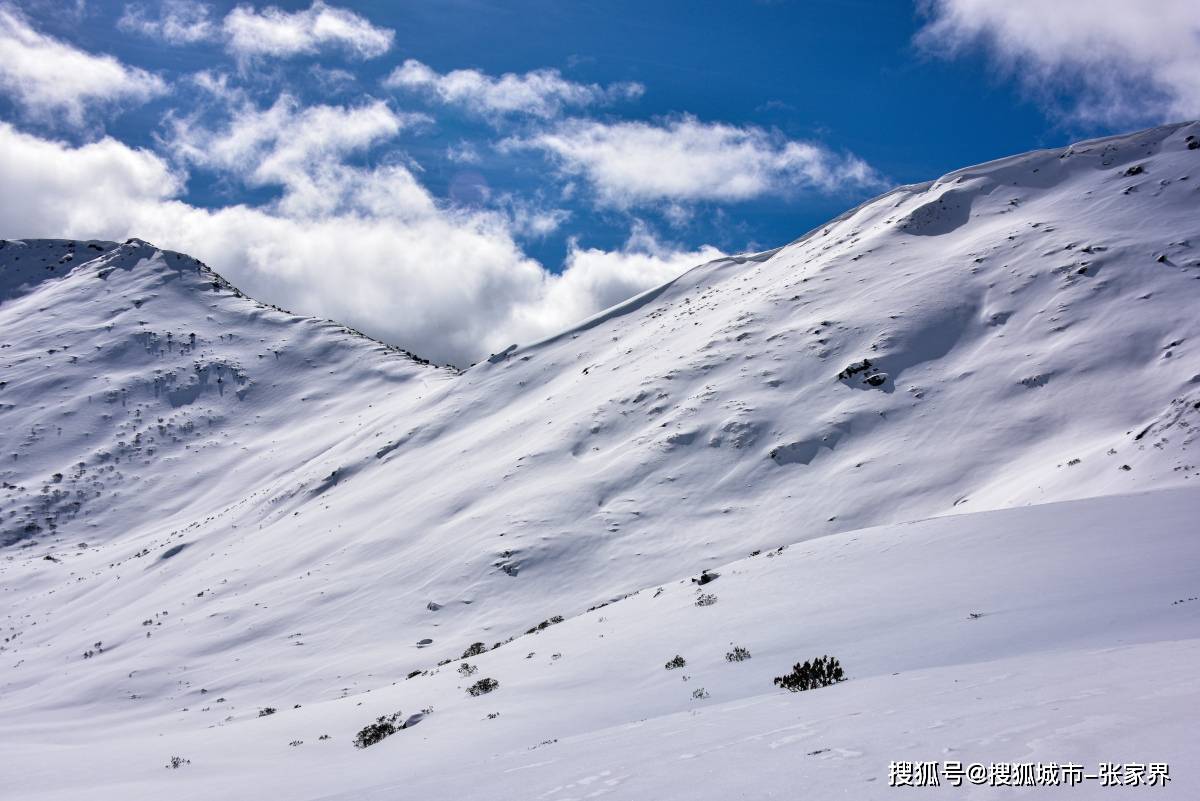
0,0,1196,364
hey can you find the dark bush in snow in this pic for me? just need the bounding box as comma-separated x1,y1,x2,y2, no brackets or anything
461,642,486,658
774,655,846,692
353,711,403,748
467,677,499,696
525,615,565,634
725,646,751,662
665,654,687,670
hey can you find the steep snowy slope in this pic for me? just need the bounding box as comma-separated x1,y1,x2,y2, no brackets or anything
3,122,1200,799
0,238,449,547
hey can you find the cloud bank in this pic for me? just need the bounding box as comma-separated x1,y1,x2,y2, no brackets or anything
0,121,720,366
917,0,1200,125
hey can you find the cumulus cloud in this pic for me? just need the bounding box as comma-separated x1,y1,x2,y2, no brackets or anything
118,0,216,44
917,0,1200,125
384,59,644,119
0,5,165,124
0,121,717,366
506,115,881,208
501,226,723,344
223,1,394,60
165,95,430,217
0,122,183,236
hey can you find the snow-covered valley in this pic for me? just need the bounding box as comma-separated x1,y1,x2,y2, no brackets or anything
3,121,1200,799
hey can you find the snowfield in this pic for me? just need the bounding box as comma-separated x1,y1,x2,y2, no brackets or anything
2,121,1200,799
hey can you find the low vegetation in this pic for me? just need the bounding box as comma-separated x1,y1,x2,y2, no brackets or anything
773,655,846,692
467,677,499,696
353,711,404,749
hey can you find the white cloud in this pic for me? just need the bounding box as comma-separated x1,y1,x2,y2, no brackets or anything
309,65,357,94
0,122,183,236
507,115,881,208
917,0,1200,125
384,59,644,119
223,1,394,60
446,141,482,164
0,5,165,124
188,69,247,104
501,226,723,344
0,122,717,367
496,197,570,239
118,0,216,44
166,95,430,217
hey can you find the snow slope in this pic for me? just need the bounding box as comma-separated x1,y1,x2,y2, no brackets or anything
5,489,1200,799
2,121,1200,799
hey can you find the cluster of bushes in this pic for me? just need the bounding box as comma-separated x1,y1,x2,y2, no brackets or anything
773,656,845,692
525,615,564,635
353,711,404,749
467,677,499,696
725,646,751,662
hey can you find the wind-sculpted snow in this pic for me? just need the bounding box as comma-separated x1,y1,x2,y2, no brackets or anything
2,122,1200,799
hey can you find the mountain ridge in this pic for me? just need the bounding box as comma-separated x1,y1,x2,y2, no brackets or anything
3,121,1200,799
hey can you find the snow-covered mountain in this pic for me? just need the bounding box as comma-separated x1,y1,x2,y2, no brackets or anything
3,121,1200,800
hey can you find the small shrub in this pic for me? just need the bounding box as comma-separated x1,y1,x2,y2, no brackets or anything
692,687,709,699
664,654,687,670
467,677,499,696
462,642,486,658
773,655,846,692
353,711,403,748
726,646,751,662
258,707,277,717
525,615,565,635
165,756,190,769
458,662,478,677
695,593,717,607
